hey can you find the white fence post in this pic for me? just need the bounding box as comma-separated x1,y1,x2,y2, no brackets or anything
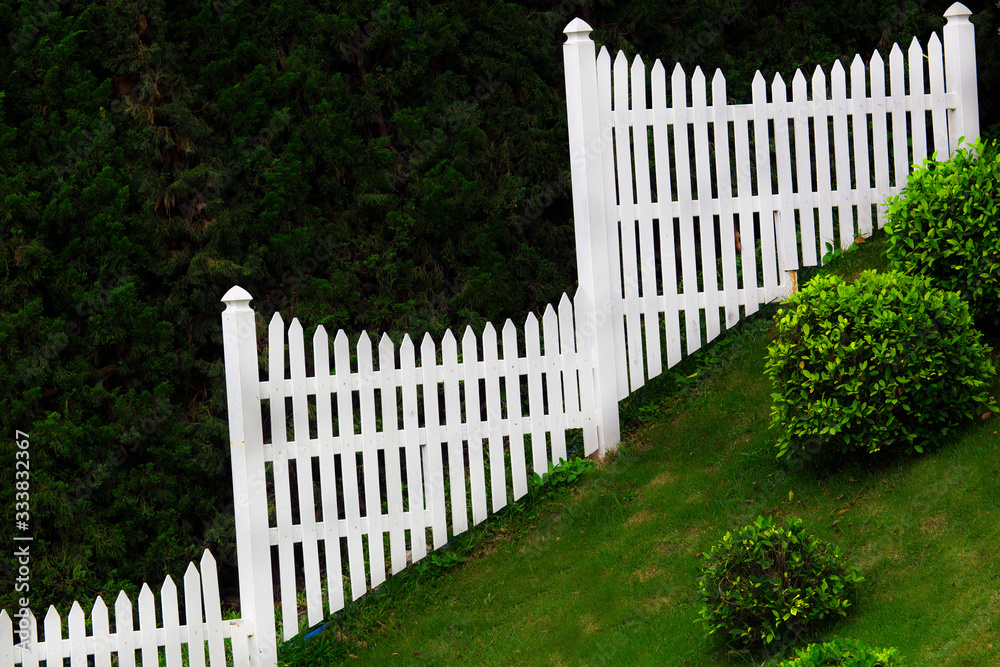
221,286,275,667
563,19,621,456
943,2,979,152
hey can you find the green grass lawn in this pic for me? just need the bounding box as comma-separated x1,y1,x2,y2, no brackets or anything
285,233,1000,666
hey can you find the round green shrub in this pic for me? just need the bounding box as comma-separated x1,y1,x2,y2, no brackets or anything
695,515,863,650
766,270,996,465
766,638,902,666
884,137,1000,324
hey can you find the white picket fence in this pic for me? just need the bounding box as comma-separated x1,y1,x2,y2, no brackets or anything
1,4,980,666
0,551,254,666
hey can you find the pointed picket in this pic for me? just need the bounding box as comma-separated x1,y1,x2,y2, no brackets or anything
14,609,37,667
870,50,890,228
792,69,818,266
89,596,111,667
558,294,581,432
161,576,181,667
441,329,469,536
379,333,407,575
313,325,346,613
115,592,136,667
420,332,448,548
461,326,488,526
182,563,206,667
712,69,740,329
772,72,797,280
850,54,873,237
482,323,508,513
651,59,683,364
631,54,663,380
502,320,529,498
400,334,428,561
673,63,701,353
288,318,323,626
334,329,366,600
692,66,720,344
908,38,928,166
927,32,949,159
572,289,599,456
732,99,759,315
66,602,86,667
889,43,909,191
831,60,854,248
43,606,63,664
199,551,226,667
752,71,780,300
357,332,386,589
0,611,13,667
137,584,158,667
542,303,567,465
614,51,644,391
524,312,548,477
812,65,835,257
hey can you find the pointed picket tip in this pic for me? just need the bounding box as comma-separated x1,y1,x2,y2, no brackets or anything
0,610,9,624
200,548,216,569
812,64,827,85
161,574,177,595
269,310,284,327
851,53,865,67
184,561,200,578
442,329,457,345
792,69,806,85
613,50,628,69
378,332,394,352
93,595,108,613
692,65,705,80
652,59,665,75
502,319,517,337
221,285,252,305
334,329,349,346
672,61,686,76
832,58,846,75
890,42,903,59
525,311,539,328
564,17,593,35
43,606,60,624
289,317,302,333
598,45,610,61
631,53,645,71
559,292,573,310
543,303,557,320
313,323,328,344
461,326,477,349
115,590,131,606
909,35,922,51
401,333,414,351
712,68,727,86
421,331,435,346
752,70,766,85
928,32,942,49
871,49,884,67
772,71,785,87
483,321,497,338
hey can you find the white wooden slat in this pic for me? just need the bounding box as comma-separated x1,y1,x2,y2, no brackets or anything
229,620,250,667
751,71,780,300
182,564,206,667
66,603,86,667
908,38,928,167
712,69,740,330
543,304,568,465
850,55,873,237
461,327,488,527
333,329,366,600
927,33,949,159
732,103,759,316
870,50,891,228
137,585,158,667
114,592,136,667
614,51,644,391
43,606,62,664
378,334,407,575
313,325,346,614
812,66,835,257
572,289,599,456
17,610,37,667
631,55,663,380
673,63,702,353
557,294,581,432
772,72,797,278
400,335,428,561
441,330,469,536
161,576,181,667
199,551,226,667
288,318,323,627
482,323,507,513
0,611,13,667
692,67,720,343
792,69,818,267
420,333,448,548
502,320,529,498
92,597,111,667
889,44,909,191
357,333,387,589
831,60,855,248
597,47,629,401
650,60,683,366
267,312,298,641
524,313,548,477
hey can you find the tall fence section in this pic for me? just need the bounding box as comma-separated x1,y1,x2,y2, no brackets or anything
1,4,979,666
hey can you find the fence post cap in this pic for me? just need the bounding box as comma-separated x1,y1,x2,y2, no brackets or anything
222,285,253,305
564,18,592,38
944,2,972,22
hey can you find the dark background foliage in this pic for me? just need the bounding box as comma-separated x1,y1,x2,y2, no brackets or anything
2,0,998,617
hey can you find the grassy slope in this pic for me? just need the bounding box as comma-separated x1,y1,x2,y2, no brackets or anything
308,235,1000,666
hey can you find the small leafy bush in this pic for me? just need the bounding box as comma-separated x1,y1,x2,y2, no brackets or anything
695,515,863,651
884,137,1000,323
766,270,996,465
767,638,902,666
529,456,594,500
